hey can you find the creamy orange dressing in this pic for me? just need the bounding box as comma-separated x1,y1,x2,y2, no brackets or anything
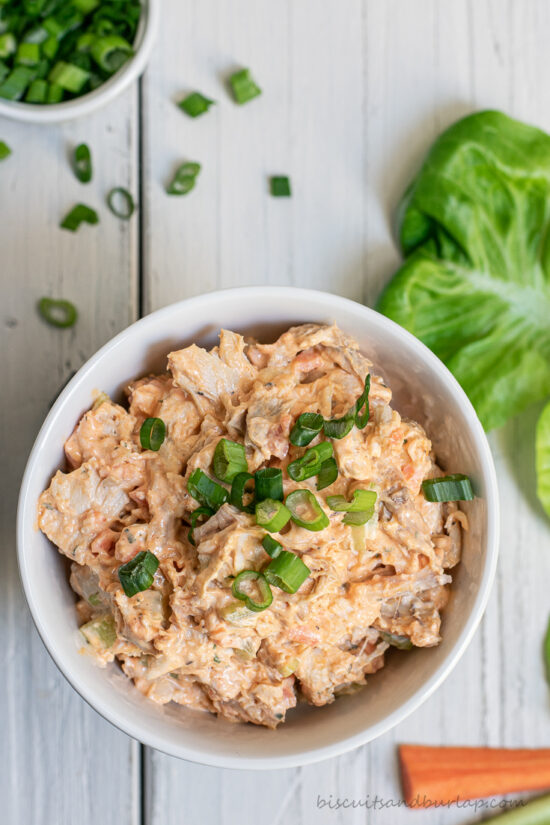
38,324,465,728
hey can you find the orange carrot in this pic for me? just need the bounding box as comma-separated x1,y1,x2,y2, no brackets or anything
399,745,550,808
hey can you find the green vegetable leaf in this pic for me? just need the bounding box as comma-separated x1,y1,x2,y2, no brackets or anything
536,401,550,518
377,110,550,431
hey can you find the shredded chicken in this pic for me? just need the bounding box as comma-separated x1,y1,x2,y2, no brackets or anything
38,324,467,728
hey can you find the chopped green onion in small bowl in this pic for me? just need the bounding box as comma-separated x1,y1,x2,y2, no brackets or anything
0,0,158,122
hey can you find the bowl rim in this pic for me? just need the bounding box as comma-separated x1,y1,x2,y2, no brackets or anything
16,286,500,769
0,0,159,124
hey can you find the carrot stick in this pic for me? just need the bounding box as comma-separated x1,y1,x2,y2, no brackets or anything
399,745,550,808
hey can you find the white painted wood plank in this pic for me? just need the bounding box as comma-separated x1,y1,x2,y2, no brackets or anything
142,2,550,824
1,87,141,825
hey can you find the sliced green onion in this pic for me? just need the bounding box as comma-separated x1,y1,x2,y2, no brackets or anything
0,66,34,100
188,468,228,511
46,81,63,103
261,535,282,558
355,374,371,429
326,489,377,525
49,61,89,93
264,550,310,594
91,34,133,73
255,498,291,532
118,550,159,598
422,474,474,502
188,505,214,546
38,297,78,328
139,417,166,451
0,33,16,59
73,0,100,12
60,203,99,231
380,631,413,650
42,35,58,60
286,489,329,531
179,91,215,117
213,438,248,483
229,67,261,104
287,441,333,482
107,187,135,220
25,78,47,102
73,142,92,183
16,42,40,66
317,457,338,491
229,471,255,513
323,409,355,440
270,176,291,197
255,467,284,502
232,570,273,612
289,412,324,447
76,32,95,53
0,140,10,160
166,161,201,196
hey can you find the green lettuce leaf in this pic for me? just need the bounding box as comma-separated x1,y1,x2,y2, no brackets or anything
537,401,550,518
377,110,550,431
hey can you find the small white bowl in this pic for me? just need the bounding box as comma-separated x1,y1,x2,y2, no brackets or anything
17,287,499,769
0,0,158,123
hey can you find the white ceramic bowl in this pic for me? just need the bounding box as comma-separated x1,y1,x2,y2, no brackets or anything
0,0,158,123
17,287,499,769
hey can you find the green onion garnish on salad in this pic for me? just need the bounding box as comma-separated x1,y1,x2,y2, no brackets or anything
261,535,282,558
229,471,255,513
287,441,333,482
213,438,248,483
285,489,329,531
355,374,370,428
289,412,324,447
229,67,261,104
188,468,228,511
317,457,338,491
38,297,78,328
60,203,99,231
73,142,92,183
422,474,474,502
179,91,215,118
254,467,283,502
255,498,291,532
326,489,377,525
188,506,214,546
107,187,135,220
264,551,310,594
323,410,355,440
166,162,201,196
118,550,159,598
232,570,273,612
139,417,166,451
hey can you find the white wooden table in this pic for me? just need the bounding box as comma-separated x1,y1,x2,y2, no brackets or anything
3,1,550,823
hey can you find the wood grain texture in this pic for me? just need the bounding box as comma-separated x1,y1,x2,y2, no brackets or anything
1,89,141,825
5,0,550,823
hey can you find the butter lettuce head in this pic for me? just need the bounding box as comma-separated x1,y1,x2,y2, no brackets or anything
537,401,550,518
377,110,550,432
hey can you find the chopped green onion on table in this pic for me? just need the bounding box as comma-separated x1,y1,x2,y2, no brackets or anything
178,91,215,117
